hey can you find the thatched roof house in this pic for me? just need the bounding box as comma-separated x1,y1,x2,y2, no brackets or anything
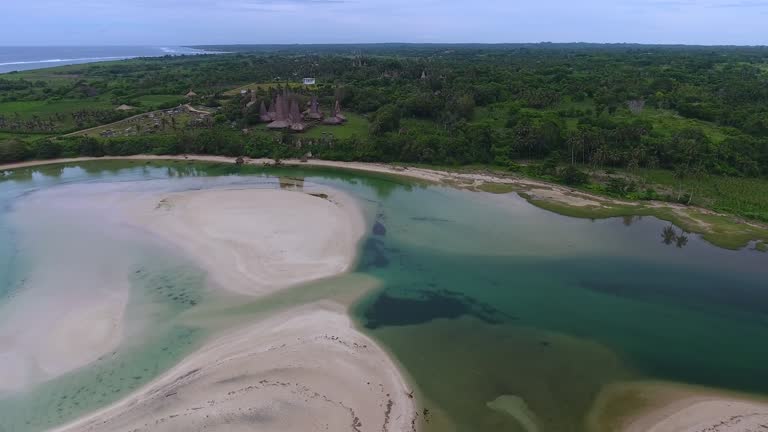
303,96,324,120
115,104,135,111
185,90,198,98
323,100,348,125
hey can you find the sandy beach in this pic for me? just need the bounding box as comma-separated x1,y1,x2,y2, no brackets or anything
589,381,768,432
51,302,416,432
127,186,367,297
0,154,721,213
0,186,135,392
0,177,416,431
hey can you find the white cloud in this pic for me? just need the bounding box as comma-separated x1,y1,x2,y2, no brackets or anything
0,0,766,45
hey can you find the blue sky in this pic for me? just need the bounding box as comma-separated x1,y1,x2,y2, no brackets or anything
1,0,767,46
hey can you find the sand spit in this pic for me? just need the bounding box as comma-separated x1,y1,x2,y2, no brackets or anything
589,381,768,432
51,302,417,432
0,187,135,392
3,181,416,431
128,187,366,297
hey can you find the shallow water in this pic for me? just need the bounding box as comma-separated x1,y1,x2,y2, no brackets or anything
0,160,766,432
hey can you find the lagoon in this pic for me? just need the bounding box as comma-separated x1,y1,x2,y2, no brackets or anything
0,160,766,432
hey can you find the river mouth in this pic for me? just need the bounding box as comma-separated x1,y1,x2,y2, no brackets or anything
1,160,767,432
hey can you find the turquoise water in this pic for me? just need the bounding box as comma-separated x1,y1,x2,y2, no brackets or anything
0,160,766,432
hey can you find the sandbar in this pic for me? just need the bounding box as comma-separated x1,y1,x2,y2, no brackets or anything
51,302,417,432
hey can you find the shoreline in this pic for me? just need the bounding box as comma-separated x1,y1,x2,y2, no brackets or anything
589,381,768,432
1,154,767,250
125,186,367,297
3,156,762,432
0,178,417,431
52,302,418,432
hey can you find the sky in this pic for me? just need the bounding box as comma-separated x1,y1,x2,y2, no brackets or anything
1,0,767,46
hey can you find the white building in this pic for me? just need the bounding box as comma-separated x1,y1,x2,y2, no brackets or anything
303,78,317,85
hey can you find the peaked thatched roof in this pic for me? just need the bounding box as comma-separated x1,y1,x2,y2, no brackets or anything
115,104,135,111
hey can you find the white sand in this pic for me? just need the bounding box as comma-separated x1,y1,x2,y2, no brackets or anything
127,187,367,297
590,381,768,432
0,188,133,392
0,182,367,393
2,181,416,431
628,399,768,432
52,302,417,432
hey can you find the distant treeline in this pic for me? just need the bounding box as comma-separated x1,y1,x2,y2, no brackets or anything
3,43,768,178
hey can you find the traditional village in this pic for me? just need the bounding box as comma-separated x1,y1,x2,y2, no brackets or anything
71,81,349,139
247,89,348,132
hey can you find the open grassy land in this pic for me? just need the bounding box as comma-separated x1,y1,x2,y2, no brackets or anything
247,112,369,140
223,82,316,96
69,112,197,138
635,169,768,222
302,113,369,139
0,131,54,141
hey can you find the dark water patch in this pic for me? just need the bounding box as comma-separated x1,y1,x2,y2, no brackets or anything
373,221,387,236
578,263,768,318
363,289,512,329
359,238,390,269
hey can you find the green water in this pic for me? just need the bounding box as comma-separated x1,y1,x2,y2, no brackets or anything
0,160,766,432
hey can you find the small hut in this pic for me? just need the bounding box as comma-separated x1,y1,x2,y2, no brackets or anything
185,90,198,98
323,99,347,125
304,96,324,120
115,104,135,111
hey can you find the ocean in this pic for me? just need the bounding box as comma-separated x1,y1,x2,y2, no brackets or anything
0,46,217,74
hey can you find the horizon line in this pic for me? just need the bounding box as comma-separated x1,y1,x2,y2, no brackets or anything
1,41,768,48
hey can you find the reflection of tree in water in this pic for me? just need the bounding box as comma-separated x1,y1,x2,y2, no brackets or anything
622,215,643,226
661,225,689,248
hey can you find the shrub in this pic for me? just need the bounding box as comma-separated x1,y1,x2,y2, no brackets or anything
558,165,589,185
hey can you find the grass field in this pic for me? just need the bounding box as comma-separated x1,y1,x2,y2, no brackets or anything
223,82,316,96
637,168,768,222
302,113,369,139
618,108,732,143
0,98,118,132
0,132,53,141
70,111,197,138
133,95,183,108
0,99,113,118
249,112,369,139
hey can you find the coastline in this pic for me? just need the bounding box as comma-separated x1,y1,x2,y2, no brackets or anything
588,381,768,432
2,156,767,431
51,302,418,432
125,186,367,297
2,154,767,250
0,177,418,431
54,182,419,431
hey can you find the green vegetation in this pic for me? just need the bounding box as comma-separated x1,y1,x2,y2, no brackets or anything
2,43,768,245
224,82,313,96
635,169,768,222
518,193,768,250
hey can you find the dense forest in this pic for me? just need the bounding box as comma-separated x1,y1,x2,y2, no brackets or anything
2,44,768,218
